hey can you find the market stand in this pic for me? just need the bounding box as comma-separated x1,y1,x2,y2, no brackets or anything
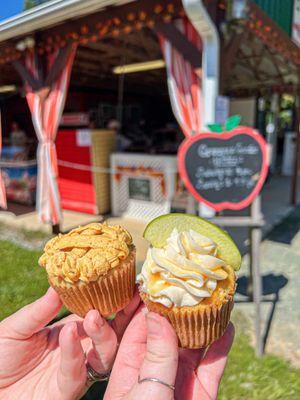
0,0,298,222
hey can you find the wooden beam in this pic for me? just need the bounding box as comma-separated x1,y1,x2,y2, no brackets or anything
249,2,300,67
39,0,182,45
84,39,152,63
220,30,248,90
263,44,285,86
154,22,202,69
122,29,160,57
45,45,72,87
12,60,41,91
291,95,300,205
33,32,46,88
225,83,300,97
13,45,73,94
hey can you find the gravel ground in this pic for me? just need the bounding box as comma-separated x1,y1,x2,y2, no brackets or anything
0,223,51,250
234,205,300,366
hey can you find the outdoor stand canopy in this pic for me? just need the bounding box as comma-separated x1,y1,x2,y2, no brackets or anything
0,0,298,223
2,3,207,227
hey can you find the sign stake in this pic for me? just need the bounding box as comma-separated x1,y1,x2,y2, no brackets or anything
250,196,263,357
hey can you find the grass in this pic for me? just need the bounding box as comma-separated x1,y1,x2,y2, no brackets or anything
0,240,299,399
0,240,47,320
220,334,300,400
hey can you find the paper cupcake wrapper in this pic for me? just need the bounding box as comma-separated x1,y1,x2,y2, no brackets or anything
140,291,234,349
50,252,136,318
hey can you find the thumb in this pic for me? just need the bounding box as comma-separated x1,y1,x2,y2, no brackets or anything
0,287,62,339
129,312,178,400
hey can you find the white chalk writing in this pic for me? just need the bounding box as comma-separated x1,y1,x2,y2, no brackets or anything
191,140,261,193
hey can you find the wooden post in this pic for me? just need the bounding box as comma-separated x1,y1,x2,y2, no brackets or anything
247,224,253,300
208,196,264,356
52,224,60,234
250,196,263,357
187,194,196,214
291,96,300,206
269,93,280,174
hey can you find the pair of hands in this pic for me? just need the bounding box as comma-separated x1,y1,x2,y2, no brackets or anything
0,288,234,400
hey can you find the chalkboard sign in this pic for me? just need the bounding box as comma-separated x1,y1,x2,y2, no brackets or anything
178,127,268,211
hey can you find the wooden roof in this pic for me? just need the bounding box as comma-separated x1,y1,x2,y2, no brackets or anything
71,27,167,95
0,0,298,97
220,1,300,96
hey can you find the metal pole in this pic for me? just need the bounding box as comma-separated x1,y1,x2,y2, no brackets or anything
250,195,263,356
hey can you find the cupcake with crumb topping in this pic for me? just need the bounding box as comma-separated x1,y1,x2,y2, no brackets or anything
39,222,135,317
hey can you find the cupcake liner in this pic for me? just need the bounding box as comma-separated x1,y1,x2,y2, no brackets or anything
50,251,136,317
140,291,234,349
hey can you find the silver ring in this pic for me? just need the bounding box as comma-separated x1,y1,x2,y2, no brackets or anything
86,362,110,383
138,375,175,391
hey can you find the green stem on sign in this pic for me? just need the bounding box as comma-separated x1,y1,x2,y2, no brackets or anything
207,115,241,133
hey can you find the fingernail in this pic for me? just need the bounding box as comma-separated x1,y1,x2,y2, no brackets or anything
93,311,104,329
69,322,78,339
141,306,149,315
146,313,162,335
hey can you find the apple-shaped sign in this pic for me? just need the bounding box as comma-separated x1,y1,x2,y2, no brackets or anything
178,126,268,211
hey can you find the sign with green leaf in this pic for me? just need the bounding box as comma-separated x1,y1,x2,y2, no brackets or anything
208,115,241,133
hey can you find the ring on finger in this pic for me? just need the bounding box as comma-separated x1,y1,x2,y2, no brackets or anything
138,375,175,391
86,362,110,383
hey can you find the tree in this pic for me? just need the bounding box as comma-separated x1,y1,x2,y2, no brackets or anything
24,0,50,10
24,0,36,9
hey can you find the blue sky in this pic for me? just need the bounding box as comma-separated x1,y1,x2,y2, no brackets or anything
0,0,24,21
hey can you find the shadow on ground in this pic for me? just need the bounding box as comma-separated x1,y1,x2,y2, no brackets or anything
236,272,288,352
267,205,300,245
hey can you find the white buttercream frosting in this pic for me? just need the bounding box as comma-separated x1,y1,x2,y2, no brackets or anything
137,228,228,308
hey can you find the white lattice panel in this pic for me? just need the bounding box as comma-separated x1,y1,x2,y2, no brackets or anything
123,200,171,222
110,153,177,220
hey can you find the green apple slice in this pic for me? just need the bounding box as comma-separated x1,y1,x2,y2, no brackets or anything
143,213,241,271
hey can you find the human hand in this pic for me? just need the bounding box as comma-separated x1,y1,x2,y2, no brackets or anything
0,288,140,400
105,310,234,400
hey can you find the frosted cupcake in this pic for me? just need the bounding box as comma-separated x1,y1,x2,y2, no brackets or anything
137,214,239,349
39,223,135,317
